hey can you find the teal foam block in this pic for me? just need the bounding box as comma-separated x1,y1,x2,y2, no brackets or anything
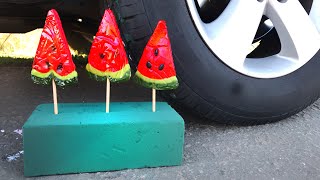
23,102,184,177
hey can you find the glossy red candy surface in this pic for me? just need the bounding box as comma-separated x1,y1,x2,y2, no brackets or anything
88,9,129,73
32,9,75,76
137,20,177,80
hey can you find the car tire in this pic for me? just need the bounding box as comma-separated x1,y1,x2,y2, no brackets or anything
111,0,320,125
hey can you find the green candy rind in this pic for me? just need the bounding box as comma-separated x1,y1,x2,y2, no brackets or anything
31,70,78,87
133,71,179,90
31,74,53,86
86,64,131,83
86,70,131,83
31,75,78,87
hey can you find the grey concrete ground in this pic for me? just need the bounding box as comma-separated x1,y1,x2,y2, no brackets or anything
1,66,320,180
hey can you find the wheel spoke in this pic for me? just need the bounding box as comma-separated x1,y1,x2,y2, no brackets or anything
196,0,207,7
266,0,320,61
309,0,320,32
204,0,267,66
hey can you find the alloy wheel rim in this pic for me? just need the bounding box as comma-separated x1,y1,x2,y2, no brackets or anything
186,0,320,78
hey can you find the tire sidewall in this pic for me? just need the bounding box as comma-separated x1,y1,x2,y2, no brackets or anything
141,0,320,121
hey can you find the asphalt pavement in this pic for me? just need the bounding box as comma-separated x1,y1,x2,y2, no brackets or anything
1,66,320,180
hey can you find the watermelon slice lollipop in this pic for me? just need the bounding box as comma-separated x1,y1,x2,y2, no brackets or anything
86,9,131,112
133,20,178,112
133,20,178,90
31,9,77,87
86,9,131,82
31,9,77,114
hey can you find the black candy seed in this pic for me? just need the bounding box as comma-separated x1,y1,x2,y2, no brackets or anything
46,61,51,68
158,64,164,70
57,63,63,71
154,48,159,56
100,53,105,59
146,61,152,69
51,45,56,52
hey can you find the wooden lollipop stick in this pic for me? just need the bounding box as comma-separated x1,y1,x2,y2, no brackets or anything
52,79,58,115
106,78,110,113
152,88,156,112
